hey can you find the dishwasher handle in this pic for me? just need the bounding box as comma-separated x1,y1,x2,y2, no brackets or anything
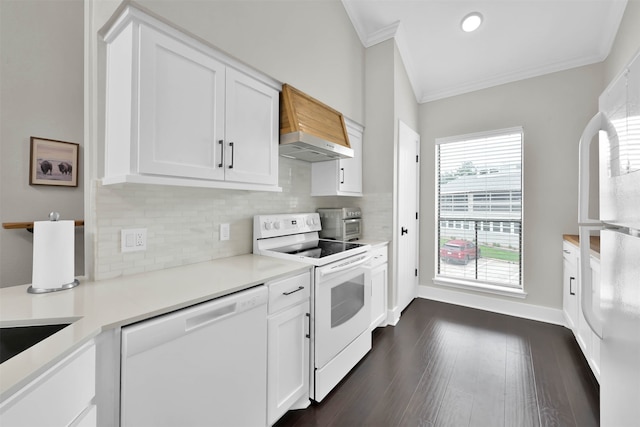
185,303,236,332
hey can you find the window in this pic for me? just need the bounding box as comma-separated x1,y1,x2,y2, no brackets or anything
435,127,523,291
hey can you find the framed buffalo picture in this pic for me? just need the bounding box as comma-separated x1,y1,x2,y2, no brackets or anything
29,137,79,187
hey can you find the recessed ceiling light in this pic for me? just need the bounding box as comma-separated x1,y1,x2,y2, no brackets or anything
461,12,483,33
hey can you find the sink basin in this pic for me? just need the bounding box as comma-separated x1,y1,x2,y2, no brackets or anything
0,324,70,364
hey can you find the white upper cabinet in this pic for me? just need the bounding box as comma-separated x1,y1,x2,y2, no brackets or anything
225,68,279,186
137,24,226,181
103,5,281,191
311,118,363,197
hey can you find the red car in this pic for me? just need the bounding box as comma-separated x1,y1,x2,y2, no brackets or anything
440,239,480,264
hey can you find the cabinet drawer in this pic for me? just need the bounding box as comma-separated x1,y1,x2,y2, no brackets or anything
369,246,388,268
268,271,310,315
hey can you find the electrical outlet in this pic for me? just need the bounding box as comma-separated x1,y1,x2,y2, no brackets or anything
220,223,230,241
122,228,147,252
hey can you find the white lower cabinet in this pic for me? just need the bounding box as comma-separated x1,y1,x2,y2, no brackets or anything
266,271,311,426
0,341,96,427
562,239,601,382
368,244,389,330
562,241,578,329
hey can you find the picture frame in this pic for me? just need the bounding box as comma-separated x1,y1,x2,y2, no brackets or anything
29,137,79,187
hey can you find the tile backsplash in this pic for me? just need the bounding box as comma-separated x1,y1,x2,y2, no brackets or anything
94,157,392,280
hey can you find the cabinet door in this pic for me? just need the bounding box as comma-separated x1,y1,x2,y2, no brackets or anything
562,243,578,330
224,68,278,185
310,119,363,196
267,301,309,426
0,342,95,427
370,263,388,329
339,123,363,194
138,24,226,180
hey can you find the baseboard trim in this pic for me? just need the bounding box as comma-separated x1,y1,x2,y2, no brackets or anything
418,285,566,327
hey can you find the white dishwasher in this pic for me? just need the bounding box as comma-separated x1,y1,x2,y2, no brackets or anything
120,285,268,427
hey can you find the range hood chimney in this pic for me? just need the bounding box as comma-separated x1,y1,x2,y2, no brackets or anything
279,84,354,162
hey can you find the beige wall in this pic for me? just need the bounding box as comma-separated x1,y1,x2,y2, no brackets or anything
0,0,84,287
604,0,640,85
133,0,364,124
419,63,603,309
363,38,419,315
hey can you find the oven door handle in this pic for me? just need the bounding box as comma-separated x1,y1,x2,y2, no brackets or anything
319,256,371,277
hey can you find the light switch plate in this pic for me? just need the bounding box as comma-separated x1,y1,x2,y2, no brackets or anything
122,228,147,252
220,223,230,241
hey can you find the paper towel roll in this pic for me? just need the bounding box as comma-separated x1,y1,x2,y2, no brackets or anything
32,220,75,290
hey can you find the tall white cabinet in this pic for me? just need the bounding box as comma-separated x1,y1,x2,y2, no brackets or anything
103,5,280,191
311,118,363,196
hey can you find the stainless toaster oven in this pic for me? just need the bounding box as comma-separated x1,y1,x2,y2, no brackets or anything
317,207,362,241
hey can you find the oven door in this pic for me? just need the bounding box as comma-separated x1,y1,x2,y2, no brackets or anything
342,218,361,241
314,253,371,369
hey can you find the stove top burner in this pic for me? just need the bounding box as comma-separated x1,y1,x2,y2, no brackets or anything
272,239,364,259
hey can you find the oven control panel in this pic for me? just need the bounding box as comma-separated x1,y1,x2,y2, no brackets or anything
253,213,321,239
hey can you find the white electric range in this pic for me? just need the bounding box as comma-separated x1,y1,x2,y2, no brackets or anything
253,213,371,402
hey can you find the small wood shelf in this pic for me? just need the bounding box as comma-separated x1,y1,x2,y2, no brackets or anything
2,220,84,230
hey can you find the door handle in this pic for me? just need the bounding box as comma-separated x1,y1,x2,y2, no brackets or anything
228,142,234,169
401,227,408,235
218,140,224,168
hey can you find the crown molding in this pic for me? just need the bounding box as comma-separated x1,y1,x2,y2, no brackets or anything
420,52,606,103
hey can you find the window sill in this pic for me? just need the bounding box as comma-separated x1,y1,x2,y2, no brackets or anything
432,276,527,299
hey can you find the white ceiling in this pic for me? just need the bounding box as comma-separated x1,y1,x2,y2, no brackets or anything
342,0,628,103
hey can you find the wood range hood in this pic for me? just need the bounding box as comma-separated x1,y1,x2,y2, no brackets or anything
279,84,354,162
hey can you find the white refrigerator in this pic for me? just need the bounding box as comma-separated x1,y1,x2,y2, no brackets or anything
578,49,640,427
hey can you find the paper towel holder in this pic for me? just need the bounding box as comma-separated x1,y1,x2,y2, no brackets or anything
27,279,79,294
27,212,80,294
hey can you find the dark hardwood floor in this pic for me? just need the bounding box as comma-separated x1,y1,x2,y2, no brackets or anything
275,299,599,427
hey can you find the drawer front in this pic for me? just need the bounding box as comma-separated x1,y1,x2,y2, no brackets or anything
268,271,311,314
369,246,388,268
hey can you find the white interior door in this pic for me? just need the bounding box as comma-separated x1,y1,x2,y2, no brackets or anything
396,121,420,314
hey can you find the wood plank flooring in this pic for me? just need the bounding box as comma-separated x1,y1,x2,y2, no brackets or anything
274,299,599,427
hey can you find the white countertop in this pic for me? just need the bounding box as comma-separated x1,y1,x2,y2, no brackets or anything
0,254,310,402
357,239,388,248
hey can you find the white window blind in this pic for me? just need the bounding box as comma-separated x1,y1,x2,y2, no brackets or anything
436,128,523,289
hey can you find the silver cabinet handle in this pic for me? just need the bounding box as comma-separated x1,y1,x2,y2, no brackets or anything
569,277,576,296
282,286,304,295
340,167,345,184
563,249,571,254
